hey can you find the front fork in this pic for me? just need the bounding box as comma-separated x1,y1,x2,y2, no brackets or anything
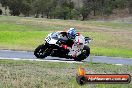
44,43,54,55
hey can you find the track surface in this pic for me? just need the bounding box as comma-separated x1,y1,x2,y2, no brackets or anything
0,50,132,65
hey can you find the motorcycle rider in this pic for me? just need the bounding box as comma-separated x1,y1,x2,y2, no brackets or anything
34,27,90,60
58,28,77,50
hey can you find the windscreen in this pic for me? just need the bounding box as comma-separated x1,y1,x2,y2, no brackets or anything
51,32,59,40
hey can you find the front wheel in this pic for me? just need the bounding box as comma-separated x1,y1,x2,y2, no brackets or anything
74,45,90,61
34,44,50,59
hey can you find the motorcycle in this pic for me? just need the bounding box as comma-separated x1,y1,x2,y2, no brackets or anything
34,32,91,61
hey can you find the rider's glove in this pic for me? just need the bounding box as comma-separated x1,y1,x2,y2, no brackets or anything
57,39,66,45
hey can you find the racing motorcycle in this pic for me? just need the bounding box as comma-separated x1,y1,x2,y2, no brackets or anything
34,32,91,61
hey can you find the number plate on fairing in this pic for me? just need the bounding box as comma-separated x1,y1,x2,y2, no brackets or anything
45,36,51,42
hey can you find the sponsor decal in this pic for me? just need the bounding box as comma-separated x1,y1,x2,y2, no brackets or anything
76,67,131,85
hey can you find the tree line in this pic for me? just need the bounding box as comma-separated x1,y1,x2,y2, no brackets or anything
0,0,132,20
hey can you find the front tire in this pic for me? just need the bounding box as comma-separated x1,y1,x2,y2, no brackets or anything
34,44,49,59
74,45,90,61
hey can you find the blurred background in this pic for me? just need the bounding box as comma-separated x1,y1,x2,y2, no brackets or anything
0,0,132,20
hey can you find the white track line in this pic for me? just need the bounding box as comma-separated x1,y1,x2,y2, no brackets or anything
0,57,82,63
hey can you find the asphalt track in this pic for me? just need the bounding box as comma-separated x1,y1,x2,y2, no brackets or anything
0,50,132,65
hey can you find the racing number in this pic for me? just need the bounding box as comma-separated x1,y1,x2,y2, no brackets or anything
46,36,51,42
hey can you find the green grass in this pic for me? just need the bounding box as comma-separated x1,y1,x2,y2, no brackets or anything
0,59,132,88
82,21,132,30
0,22,61,31
91,47,132,58
0,31,47,51
0,16,132,58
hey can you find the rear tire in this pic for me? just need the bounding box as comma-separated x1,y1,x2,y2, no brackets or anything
74,45,90,61
34,44,49,59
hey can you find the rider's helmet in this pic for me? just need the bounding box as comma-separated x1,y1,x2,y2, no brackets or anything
67,28,77,40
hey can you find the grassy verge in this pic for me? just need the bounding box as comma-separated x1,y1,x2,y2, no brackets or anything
0,16,132,58
0,59,132,88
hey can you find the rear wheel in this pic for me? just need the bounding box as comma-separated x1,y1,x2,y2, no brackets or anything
74,45,90,61
34,44,50,59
